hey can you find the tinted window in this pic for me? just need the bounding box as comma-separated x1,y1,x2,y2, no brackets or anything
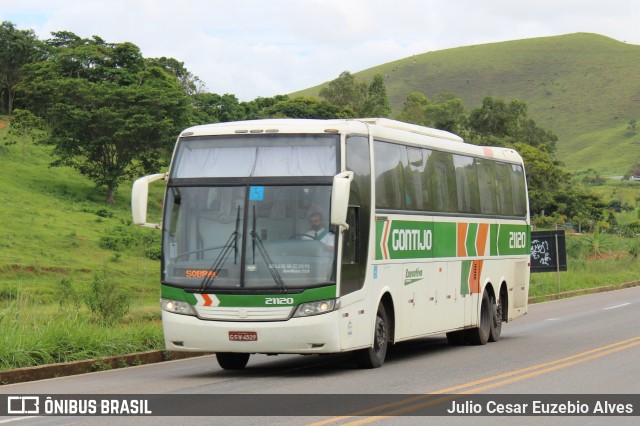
372,141,526,217
374,141,407,210
453,154,480,214
427,151,457,212
510,164,527,216
476,158,498,215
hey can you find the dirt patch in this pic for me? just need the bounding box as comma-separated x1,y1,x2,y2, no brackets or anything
0,118,8,129
4,264,92,274
587,252,629,261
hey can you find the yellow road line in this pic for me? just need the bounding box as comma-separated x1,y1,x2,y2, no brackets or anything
307,335,640,426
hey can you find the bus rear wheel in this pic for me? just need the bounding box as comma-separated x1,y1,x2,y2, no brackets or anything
354,303,388,368
489,295,502,342
216,352,250,370
467,290,491,345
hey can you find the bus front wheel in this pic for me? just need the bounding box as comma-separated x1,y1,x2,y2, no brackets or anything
216,352,250,370
354,303,388,368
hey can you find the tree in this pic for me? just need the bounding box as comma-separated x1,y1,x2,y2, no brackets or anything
0,21,40,115
361,74,390,117
242,95,289,119
319,71,367,115
190,92,245,124
424,93,467,133
513,143,568,215
20,33,189,203
468,97,526,138
147,56,204,96
467,96,557,153
397,92,429,125
3,108,45,159
263,97,355,119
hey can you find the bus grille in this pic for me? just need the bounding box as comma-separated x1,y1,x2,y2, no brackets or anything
194,306,294,321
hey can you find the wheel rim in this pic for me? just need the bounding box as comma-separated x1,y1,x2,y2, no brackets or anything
493,300,502,329
374,314,387,356
481,297,490,333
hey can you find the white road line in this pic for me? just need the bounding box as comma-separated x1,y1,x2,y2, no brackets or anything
0,417,39,424
603,303,631,310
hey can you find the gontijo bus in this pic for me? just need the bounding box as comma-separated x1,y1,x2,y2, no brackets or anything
131,118,530,369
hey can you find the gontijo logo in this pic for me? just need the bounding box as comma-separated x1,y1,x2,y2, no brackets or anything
392,229,432,251
378,219,434,260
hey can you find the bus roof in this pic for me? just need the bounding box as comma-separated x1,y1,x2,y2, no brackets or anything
179,118,462,140
179,118,523,164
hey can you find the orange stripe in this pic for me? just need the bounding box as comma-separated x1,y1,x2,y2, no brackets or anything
457,223,467,257
469,260,483,294
201,294,212,307
382,220,391,259
475,223,489,256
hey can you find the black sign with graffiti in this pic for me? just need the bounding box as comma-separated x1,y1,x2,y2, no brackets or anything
530,230,567,273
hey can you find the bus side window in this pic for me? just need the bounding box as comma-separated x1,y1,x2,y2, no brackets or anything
342,206,359,264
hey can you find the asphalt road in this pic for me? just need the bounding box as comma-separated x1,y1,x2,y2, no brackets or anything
1,286,639,425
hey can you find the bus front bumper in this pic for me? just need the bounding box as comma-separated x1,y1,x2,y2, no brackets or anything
162,310,342,354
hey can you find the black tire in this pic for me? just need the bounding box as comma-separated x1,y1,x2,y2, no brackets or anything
216,352,250,370
467,290,490,345
354,303,389,368
446,330,467,346
489,295,502,342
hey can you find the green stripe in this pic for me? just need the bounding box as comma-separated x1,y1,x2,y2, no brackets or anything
433,222,457,258
376,220,529,260
466,223,478,257
161,284,336,307
460,261,471,295
161,285,197,304
375,220,385,259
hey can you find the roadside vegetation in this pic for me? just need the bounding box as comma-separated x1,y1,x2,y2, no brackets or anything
1,23,640,372
1,123,640,371
0,116,164,370
530,233,640,298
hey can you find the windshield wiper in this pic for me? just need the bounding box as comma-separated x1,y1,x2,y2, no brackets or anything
199,206,240,292
250,205,288,293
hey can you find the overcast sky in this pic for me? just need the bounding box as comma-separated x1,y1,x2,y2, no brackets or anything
2,0,639,101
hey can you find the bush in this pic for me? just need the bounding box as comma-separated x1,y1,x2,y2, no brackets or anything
99,226,139,251
99,226,161,259
84,269,130,324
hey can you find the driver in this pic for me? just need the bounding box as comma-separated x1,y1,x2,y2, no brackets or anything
306,212,335,249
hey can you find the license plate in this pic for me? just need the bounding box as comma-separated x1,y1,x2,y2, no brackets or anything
228,331,257,341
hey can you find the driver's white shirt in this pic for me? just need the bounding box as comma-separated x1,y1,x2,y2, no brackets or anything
305,227,335,248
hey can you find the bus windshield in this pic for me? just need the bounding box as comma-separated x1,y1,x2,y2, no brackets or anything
163,133,339,291
163,185,336,291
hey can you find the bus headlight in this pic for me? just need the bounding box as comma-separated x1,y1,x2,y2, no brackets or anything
293,299,338,317
161,298,197,316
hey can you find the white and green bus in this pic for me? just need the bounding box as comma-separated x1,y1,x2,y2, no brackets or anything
132,118,530,369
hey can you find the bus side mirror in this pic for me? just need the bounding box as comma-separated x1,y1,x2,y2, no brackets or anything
331,171,354,230
131,173,167,228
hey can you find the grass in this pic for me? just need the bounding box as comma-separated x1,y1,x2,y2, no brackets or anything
0,291,162,370
1,116,166,371
530,256,640,298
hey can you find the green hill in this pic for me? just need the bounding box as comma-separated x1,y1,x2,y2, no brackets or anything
0,118,162,305
294,33,640,175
